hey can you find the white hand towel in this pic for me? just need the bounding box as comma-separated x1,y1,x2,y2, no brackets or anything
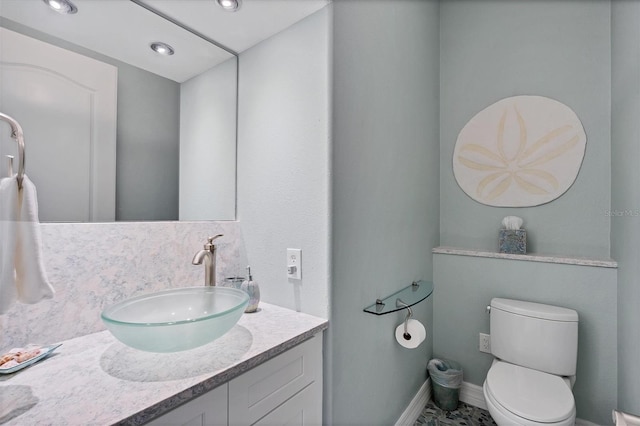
15,175,54,304
0,176,19,313
0,175,54,314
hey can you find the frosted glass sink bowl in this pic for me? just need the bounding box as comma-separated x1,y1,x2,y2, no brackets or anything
101,287,249,353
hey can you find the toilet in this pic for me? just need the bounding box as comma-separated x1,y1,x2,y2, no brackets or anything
483,298,579,426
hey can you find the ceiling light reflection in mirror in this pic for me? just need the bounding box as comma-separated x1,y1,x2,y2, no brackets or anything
42,0,77,15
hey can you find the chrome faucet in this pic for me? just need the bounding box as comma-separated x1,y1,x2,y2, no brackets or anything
192,235,223,286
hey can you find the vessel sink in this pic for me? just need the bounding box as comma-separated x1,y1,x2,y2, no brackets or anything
101,287,249,353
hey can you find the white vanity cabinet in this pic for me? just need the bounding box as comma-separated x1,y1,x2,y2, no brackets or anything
229,334,322,425
147,335,323,426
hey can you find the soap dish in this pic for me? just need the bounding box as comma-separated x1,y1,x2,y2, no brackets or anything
0,343,62,374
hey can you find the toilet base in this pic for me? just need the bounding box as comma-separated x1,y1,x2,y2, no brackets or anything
483,381,575,426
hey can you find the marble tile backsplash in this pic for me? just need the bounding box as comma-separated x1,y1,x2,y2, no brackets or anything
0,221,247,350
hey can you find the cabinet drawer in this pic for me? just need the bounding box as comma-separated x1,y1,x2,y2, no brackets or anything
254,381,322,426
229,335,322,425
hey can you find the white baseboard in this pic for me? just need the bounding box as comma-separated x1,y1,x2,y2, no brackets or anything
399,379,595,426
575,419,600,426
395,378,432,426
459,381,487,410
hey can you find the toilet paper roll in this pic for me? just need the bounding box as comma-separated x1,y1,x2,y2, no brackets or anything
395,319,426,349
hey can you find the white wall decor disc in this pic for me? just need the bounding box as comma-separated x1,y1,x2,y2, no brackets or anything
453,95,586,207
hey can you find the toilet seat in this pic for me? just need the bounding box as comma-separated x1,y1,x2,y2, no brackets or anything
484,361,575,425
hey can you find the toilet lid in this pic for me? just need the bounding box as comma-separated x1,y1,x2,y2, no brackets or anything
486,361,575,423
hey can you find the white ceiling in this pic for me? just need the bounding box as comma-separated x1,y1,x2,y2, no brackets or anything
0,0,330,82
139,0,330,54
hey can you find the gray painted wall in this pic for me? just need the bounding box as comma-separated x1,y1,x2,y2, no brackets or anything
440,0,611,257
331,0,440,424
237,8,330,319
433,253,617,425
0,18,180,221
611,1,640,416
437,2,625,422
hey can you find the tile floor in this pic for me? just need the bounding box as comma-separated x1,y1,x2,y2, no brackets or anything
414,400,498,426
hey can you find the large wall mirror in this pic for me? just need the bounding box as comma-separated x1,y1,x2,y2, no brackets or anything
0,0,237,222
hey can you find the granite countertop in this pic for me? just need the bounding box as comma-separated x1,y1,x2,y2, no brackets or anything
0,303,328,426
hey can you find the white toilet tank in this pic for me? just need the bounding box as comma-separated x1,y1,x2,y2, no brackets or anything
490,298,579,376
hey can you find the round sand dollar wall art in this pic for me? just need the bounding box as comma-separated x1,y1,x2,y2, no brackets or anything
453,95,586,207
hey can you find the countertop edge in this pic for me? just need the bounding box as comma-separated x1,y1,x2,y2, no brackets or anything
118,321,329,426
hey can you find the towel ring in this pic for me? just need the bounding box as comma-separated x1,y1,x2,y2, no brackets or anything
0,112,25,189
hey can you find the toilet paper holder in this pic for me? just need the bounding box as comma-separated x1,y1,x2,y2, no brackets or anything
362,280,432,347
396,298,413,340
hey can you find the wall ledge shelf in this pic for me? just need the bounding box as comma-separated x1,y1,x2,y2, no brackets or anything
432,246,617,269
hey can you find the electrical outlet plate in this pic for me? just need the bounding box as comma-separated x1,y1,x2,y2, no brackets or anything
479,333,491,353
287,248,301,280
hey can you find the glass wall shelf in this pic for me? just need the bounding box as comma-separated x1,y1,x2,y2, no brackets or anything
363,280,433,315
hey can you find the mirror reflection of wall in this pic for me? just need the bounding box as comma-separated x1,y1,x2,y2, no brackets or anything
180,58,237,221
115,53,181,222
0,0,237,222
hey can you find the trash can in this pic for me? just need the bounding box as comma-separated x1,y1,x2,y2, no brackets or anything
427,358,463,411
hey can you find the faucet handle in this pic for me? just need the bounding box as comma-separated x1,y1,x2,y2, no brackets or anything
204,234,223,250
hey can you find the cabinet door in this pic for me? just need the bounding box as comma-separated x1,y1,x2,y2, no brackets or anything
146,384,228,426
229,335,323,426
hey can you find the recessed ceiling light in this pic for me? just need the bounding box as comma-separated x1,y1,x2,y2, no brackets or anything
42,0,78,15
216,0,242,12
150,42,175,56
